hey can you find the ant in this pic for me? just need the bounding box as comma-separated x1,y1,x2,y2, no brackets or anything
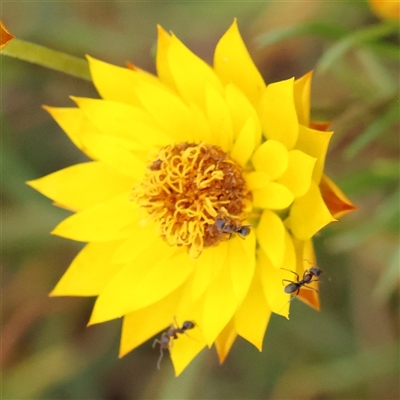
152,320,195,370
214,216,251,239
282,266,323,296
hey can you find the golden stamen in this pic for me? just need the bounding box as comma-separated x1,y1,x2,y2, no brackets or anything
133,142,251,258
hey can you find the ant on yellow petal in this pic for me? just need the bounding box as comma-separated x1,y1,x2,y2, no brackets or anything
282,266,323,296
152,320,195,370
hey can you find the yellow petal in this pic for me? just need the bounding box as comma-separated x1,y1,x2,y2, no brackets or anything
214,319,237,363
45,105,146,178
132,78,195,142
296,125,333,182
293,71,312,126
43,107,95,156
72,97,172,149
202,262,237,346
244,170,270,191
230,117,257,167
112,223,158,264
225,84,262,145
170,301,207,376
252,182,294,210
259,78,298,149
27,162,132,212
191,242,229,302
167,34,224,111
79,132,146,180
287,182,337,240
89,248,194,324
258,249,291,319
188,101,213,143
52,192,139,242
214,19,265,107
50,241,124,296
277,150,316,198
228,231,256,304
171,331,207,376
234,265,272,351
119,286,184,357
301,238,317,269
87,55,161,107
251,139,289,180
205,84,233,152
256,209,286,269
155,25,177,91
283,230,297,274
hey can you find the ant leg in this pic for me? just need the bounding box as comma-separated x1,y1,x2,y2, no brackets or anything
152,338,160,348
156,347,164,370
280,268,300,281
277,291,300,313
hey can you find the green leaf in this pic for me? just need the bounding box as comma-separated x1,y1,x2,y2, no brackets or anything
345,101,400,159
373,247,400,303
255,22,348,49
317,21,399,73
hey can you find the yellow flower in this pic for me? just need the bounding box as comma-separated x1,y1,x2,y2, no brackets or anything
368,0,400,20
28,20,355,376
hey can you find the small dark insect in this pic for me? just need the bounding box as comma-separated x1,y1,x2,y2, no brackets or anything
282,266,323,296
152,320,195,369
214,217,251,239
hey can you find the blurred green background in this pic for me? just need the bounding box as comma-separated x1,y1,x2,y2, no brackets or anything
2,1,399,399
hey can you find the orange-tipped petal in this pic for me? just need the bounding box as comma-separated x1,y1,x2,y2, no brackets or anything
320,174,357,219
0,21,14,49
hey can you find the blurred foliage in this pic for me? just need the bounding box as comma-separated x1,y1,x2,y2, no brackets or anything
2,1,399,399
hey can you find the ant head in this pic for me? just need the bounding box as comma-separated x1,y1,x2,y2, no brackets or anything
182,320,195,330
238,225,251,237
309,266,323,276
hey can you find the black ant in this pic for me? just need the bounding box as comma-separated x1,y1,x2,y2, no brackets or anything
152,320,195,369
282,266,323,296
214,216,251,239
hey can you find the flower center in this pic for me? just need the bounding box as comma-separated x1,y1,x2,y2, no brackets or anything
133,142,252,258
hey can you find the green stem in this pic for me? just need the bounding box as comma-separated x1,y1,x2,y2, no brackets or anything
1,38,91,81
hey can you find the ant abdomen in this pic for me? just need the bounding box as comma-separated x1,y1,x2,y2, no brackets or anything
284,282,300,294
